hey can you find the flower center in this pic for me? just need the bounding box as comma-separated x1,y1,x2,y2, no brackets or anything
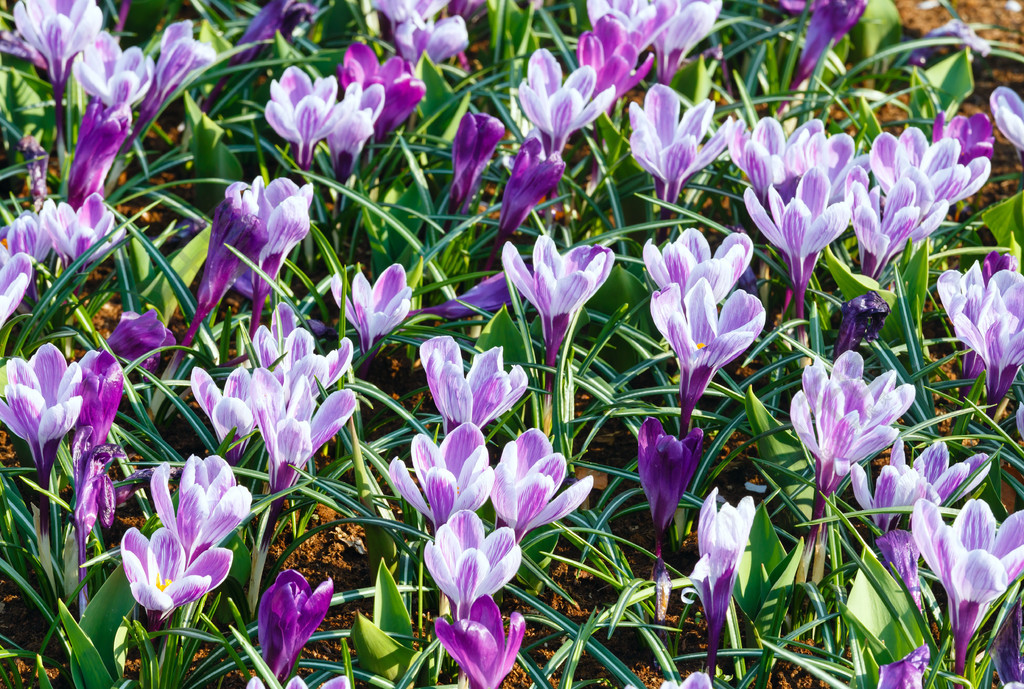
155,575,173,592
696,343,706,349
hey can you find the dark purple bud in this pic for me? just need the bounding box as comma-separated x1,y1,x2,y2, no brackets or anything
991,603,1024,684
67,99,132,209
0,30,47,70
878,645,929,689
448,0,487,19
306,318,338,341
637,417,703,556
231,0,316,67
451,112,505,214
933,111,994,166
75,350,124,455
834,291,890,358
414,273,512,319
18,136,48,210
338,44,425,142
982,250,1019,285
876,529,921,609
258,569,334,682
107,309,176,372
738,266,759,296
496,137,565,243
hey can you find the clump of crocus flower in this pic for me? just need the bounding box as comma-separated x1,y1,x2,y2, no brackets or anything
258,569,334,682
332,263,412,376
71,442,122,611
40,194,122,269
338,43,426,142
135,21,216,136
933,112,994,166
577,15,653,111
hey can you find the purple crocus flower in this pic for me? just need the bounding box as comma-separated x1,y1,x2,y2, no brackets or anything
107,309,176,373
248,679,349,689
637,418,703,556
502,236,614,370
252,304,353,391
877,529,922,609
338,43,426,142
40,193,121,268
991,603,1024,684
67,100,133,209
643,229,753,302
649,281,765,430
121,525,232,630
394,13,468,64
414,273,513,319
266,67,343,170
743,167,852,319
937,262,991,381
494,137,565,252
389,423,494,530
791,0,868,88
0,29,46,70
871,127,990,208
326,82,385,182
229,0,316,68
649,0,719,84
587,0,669,49
878,645,929,689
136,21,216,131
518,49,615,156
150,456,252,564
492,429,593,542
834,291,890,357
71,442,120,611
0,253,34,329
992,87,1024,173
435,595,525,689
191,368,254,465
908,19,991,67
450,112,506,213
332,264,412,372
982,251,1019,284
933,112,994,166
895,439,989,505
73,32,154,108
258,569,333,681
684,488,755,672
74,349,124,455
424,510,521,619
420,336,528,433
912,499,1024,677
1,212,53,263
577,16,654,112
629,88,738,205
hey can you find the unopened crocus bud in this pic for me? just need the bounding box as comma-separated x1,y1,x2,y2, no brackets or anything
933,112,994,165
495,137,565,248
338,44,425,142
413,273,512,319
637,418,702,556
791,0,868,88
67,100,133,209
834,291,890,357
982,250,1019,284
75,350,124,455
450,112,505,213
18,136,47,209
878,646,929,689
258,570,334,681
435,595,525,689
991,603,1024,684
107,309,176,372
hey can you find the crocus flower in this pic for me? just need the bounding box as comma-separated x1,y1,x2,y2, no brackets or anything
502,236,614,369
413,274,513,319
517,48,615,156
791,0,868,88
191,368,255,465
40,194,121,268
420,336,528,433
150,457,252,564
247,678,349,689
424,510,521,619
107,309,176,373
650,0,720,84
649,281,765,429
684,488,755,672
991,603,1024,684
911,499,1024,676
743,167,852,318
629,89,737,205
492,429,594,542
67,100,133,209
394,13,469,64
17,137,47,211
0,29,46,69
0,253,34,330
435,595,525,689
450,112,506,213
227,0,316,69
136,21,216,131
326,82,385,182
121,525,232,630
75,349,124,455
982,251,1019,284
73,32,154,108
587,0,669,49
258,569,333,681
878,645,929,689
494,137,565,250
332,264,412,368
252,304,353,392
876,529,922,609
933,112,994,166
266,67,343,170
992,87,1024,170
834,291,890,357
71,442,120,610
577,16,654,111
937,262,992,381
0,212,51,264
638,418,703,555
871,127,990,208
338,43,425,141
908,19,991,67
628,675,713,689
389,423,494,529
895,439,988,504
643,229,753,302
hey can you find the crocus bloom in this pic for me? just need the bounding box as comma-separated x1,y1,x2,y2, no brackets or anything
332,264,412,363
878,646,929,689
892,439,988,505
992,87,1024,167
630,89,737,205
424,510,521,619
121,525,232,629
74,349,124,455
628,675,713,689
247,678,349,689
266,67,343,170
191,368,255,465
389,423,494,529
791,0,868,88
876,529,922,609
71,442,120,610
151,457,252,564
502,236,614,369
67,100,133,209
435,595,525,689
495,137,565,248
0,29,46,69
908,19,991,67
518,49,615,156
394,13,468,64
587,0,668,49
0,212,51,264
338,43,425,141
871,127,990,208
912,499,1024,676
650,0,720,84
637,418,703,555
0,253,33,329
649,281,765,429
73,31,154,107
258,569,333,681
991,603,1024,684
643,229,753,302
136,21,216,130
684,488,755,672
937,262,992,381
982,251,1019,284
413,274,512,319
743,167,852,318
326,82,385,182
252,304,353,391
40,194,121,267
933,112,994,166
492,429,594,542
420,336,528,433
107,309,176,373
577,16,654,111
833,291,890,357
228,0,316,68
450,112,506,213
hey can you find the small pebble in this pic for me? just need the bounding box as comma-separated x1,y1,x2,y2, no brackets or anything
1008,0,1022,12
745,481,768,494
917,0,939,8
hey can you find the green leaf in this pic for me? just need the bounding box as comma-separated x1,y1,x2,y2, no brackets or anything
734,504,786,620
671,55,712,103
824,247,896,307
36,655,54,689
841,548,924,664
744,388,813,519
417,57,470,141
225,532,252,585
350,613,420,681
753,539,804,640
373,561,413,638
848,0,902,64
140,227,210,324
477,306,529,364
922,50,974,112
80,567,135,679
898,240,929,334
120,0,173,43
0,67,55,150
983,190,1024,264
855,97,883,145
183,92,243,211
59,599,117,689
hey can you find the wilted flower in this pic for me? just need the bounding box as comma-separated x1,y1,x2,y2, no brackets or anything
933,112,994,166
684,489,755,672
258,569,333,682
435,595,525,689
338,44,426,141
40,194,121,267
0,253,34,330
73,32,154,107
136,21,216,130
17,137,47,211
191,368,255,465
992,87,1024,165
266,67,343,170
75,349,124,455
643,229,753,302
332,263,412,367
518,48,615,156
71,442,121,610
912,499,1024,676
326,82,385,182
991,603,1024,684
909,19,991,67
425,510,521,619
107,309,176,373
577,16,654,111
650,0,720,84
833,291,890,356
389,423,494,529
67,100,133,209
413,274,513,319
450,112,506,213
638,419,703,555
791,0,868,88
878,646,929,689
871,127,990,207
495,137,565,250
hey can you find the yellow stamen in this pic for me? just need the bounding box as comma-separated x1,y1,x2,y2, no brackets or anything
696,343,706,349
155,575,173,592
